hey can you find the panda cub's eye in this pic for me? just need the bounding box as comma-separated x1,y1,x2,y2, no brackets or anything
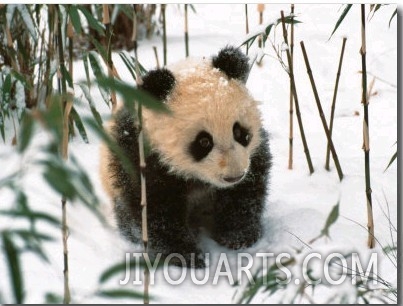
199,137,211,148
233,122,252,147
189,131,214,161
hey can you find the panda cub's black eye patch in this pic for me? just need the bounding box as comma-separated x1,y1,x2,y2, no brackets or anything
189,131,214,161
233,122,251,147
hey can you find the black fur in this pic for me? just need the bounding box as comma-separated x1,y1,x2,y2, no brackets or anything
140,68,176,101
107,109,271,268
212,46,250,83
189,131,214,161
233,122,251,147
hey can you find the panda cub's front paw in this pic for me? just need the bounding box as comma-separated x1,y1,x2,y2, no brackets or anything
215,228,262,250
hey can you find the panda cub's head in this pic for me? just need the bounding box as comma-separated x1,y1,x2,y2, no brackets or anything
142,46,262,188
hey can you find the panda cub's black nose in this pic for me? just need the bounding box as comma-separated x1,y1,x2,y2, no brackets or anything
223,174,245,183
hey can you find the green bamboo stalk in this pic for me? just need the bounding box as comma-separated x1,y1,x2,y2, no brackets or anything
288,3,295,170
360,4,375,248
153,46,160,69
245,4,249,34
103,4,117,112
280,11,314,175
184,4,189,57
133,9,150,303
325,37,347,171
56,5,71,304
300,41,343,181
257,4,264,48
161,4,167,66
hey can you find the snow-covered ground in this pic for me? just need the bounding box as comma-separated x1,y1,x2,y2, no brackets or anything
0,4,398,304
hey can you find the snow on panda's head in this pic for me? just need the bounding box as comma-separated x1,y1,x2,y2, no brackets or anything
142,46,262,188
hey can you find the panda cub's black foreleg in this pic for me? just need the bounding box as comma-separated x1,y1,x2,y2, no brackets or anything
212,129,271,249
144,156,206,268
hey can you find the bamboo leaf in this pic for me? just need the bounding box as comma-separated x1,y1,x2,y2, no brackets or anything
16,5,38,43
60,64,73,89
389,8,397,28
321,201,340,237
118,52,138,81
97,289,144,299
99,260,146,284
75,89,103,127
0,210,60,227
97,77,170,114
99,262,128,284
77,5,105,35
88,51,110,106
69,5,82,35
18,113,34,153
70,107,89,144
85,117,136,180
329,4,352,40
2,74,12,103
0,112,5,143
2,232,24,304
384,151,397,172
189,4,197,14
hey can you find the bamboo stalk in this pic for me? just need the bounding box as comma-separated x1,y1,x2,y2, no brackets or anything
360,4,375,249
161,4,167,66
67,15,74,80
257,4,264,48
132,5,138,60
280,11,314,175
103,5,117,112
300,41,343,181
184,4,189,57
288,4,295,170
325,37,347,171
245,4,249,34
133,10,150,303
44,5,55,109
56,5,71,303
153,46,160,69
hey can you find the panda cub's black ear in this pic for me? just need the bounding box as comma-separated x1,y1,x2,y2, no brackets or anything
140,68,176,102
212,46,250,83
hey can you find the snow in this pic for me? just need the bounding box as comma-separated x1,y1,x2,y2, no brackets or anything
0,3,398,304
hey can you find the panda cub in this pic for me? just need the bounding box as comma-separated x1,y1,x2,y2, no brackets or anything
100,46,272,268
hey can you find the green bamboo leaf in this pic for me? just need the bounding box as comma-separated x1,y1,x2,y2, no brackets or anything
85,117,136,180
2,74,12,103
69,5,82,35
97,289,144,299
75,90,103,127
16,5,38,43
189,4,197,14
83,54,91,87
70,107,89,144
2,232,24,303
89,36,108,63
321,201,340,237
0,112,5,143
11,229,55,242
99,262,129,284
97,77,170,114
45,293,63,304
384,151,397,172
389,8,397,28
99,260,146,284
118,52,138,81
60,64,73,89
329,4,353,40
18,113,34,153
77,5,105,35
0,210,60,227
88,51,110,106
